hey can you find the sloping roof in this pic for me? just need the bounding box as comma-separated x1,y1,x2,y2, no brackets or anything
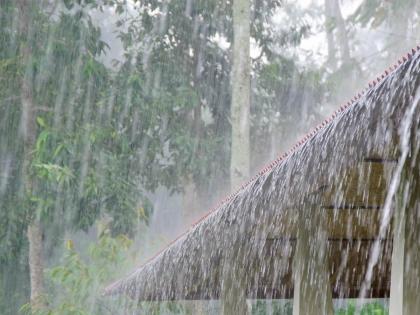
104,47,420,300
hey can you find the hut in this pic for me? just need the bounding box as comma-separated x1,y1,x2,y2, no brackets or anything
105,48,420,315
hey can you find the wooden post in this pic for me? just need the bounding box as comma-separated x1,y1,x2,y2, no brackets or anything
389,194,406,315
389,157,420,314
221,268,249,315
221,239,250,315
389,104,420,315
293,209,334,315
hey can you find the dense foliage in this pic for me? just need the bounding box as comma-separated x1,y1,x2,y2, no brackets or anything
20,232,133,315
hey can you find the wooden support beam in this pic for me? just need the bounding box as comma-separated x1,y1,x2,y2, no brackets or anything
221,272,249,315
389,112,420,315
269,207,387,241
221,241,250,315
389,196,406,315
363,157,398,163
292,209,334,315
389,174,420,313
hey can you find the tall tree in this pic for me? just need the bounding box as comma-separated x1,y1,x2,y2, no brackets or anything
331,0,350,64
325,0,337,68
230,0,250,190
222,0,251,314
324,0,350,67
16,0,45,309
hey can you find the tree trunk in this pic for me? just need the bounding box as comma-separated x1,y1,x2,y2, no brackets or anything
27,221,45,309
324,0,336,68
331,0,350,64
18,0,45,310
230,0,250,190
223,3,251,311
324,0,350,67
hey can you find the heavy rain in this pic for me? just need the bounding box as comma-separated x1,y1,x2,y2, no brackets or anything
0,1,419,314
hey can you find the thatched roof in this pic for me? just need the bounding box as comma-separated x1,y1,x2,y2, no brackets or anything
104,48,420,301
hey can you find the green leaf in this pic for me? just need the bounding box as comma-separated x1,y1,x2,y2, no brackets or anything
35,130,50,155
36,116,47,128
53,143,65,158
